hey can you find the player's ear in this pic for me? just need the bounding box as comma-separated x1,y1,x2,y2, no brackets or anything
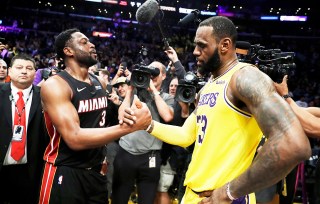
63,47,73,57
220,38,231,53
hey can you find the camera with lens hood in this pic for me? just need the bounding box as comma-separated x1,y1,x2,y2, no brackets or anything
175,71,206,103
130,64,160,88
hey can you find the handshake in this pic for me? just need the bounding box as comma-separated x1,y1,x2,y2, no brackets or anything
118,95,153,132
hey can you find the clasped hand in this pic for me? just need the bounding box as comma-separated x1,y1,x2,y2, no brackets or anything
118,95,152,131
198,186,232,204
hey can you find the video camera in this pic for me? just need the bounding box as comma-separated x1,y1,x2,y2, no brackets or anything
130,46,160,88
237,43,296,83
175,71,206,103
131,64,160,88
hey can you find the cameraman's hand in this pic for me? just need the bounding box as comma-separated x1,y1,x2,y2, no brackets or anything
108,93,121,106
116,65,125,77
273,75,289,96
164,46,179,63
124,69,132,79
148,79,158,94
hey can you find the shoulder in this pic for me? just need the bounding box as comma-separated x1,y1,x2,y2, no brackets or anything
40,74,72,99
161,92,174,101
0,82,10,93
230,64,275,103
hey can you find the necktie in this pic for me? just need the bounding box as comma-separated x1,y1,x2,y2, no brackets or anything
11,91,26,161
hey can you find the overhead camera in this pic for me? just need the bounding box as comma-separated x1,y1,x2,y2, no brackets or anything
175,71,206,103
131,64,160,88
237,43,296,83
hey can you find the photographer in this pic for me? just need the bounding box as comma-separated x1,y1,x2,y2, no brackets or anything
111,62,131,86
113,61,174,204
155,76,193,204
162,46,186,93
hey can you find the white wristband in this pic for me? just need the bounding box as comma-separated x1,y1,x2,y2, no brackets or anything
145,121,153,132
226,182,237,201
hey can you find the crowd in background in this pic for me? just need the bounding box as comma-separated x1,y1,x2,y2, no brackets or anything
1,10,320,203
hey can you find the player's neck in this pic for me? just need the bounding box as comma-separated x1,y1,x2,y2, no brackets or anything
65,66,91,83
216,58,238,77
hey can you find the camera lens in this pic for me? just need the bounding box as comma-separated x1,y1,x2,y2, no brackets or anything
175,85,196,103
137,74,147,83
130,69,150,89
182,88,193,99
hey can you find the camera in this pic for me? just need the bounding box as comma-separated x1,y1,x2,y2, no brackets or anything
238,44,296,83
175,72,206,103
41,67,61,80
257,50,296,83
130,64,160,88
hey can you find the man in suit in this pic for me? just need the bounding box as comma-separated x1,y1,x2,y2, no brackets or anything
0,53,49,204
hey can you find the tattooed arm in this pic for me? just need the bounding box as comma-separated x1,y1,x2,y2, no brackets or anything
225,66,311,198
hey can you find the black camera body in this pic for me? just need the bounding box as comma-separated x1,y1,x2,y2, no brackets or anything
176,72,206,103
238,45,296,83
130,65,160,88
257,50,295,83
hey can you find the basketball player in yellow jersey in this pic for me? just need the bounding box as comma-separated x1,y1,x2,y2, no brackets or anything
119,16,311,203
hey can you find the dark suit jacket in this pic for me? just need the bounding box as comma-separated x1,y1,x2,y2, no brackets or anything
0,83,49,202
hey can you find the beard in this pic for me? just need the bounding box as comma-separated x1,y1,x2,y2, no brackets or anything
75,49,98,68
201,48,221,75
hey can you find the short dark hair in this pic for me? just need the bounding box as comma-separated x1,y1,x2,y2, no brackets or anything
199,16,238,47
10,53,36,68
54,28,80,60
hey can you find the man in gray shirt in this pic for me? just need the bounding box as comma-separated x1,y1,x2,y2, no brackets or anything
112,61,174,204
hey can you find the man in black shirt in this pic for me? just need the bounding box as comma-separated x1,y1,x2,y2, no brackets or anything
39,28,151,203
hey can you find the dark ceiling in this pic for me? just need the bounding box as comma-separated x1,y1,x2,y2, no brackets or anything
1,0,318,34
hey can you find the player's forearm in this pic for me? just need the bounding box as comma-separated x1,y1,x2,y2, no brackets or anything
63,124,139,150
150,114,196,147
287,98,320,137
230,92,310,198
229,117,311,198
306,107,320,117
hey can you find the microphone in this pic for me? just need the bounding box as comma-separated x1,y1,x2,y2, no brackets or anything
178,10,200,26
135,0,159,23
236,41,251,50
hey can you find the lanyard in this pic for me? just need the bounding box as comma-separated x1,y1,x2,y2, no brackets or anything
10,88,33,125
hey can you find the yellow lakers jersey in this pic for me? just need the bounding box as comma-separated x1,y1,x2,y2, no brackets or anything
184,62,263,192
